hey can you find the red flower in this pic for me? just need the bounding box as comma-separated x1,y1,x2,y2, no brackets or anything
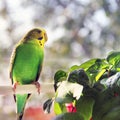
114,92,119,97
90,117,93,120
65,103,77,113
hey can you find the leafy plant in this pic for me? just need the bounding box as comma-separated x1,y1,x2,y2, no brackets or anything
44,51,120,120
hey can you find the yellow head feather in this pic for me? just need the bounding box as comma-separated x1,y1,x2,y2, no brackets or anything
21,27,48,47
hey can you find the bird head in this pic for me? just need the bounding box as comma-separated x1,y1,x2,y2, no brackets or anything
23,27,48,47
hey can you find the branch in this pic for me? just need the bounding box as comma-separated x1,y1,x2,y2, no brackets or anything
0,83,54,95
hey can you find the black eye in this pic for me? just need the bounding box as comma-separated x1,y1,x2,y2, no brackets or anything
38,37,43,40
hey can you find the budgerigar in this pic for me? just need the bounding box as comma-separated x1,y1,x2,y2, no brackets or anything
9,27,47,120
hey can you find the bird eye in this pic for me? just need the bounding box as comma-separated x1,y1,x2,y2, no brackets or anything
38,37,43,40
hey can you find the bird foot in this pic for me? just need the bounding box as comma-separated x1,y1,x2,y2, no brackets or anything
12,82,19,93
33,81,40,94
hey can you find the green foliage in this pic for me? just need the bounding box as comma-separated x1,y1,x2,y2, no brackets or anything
107,51,120,71
54,102,67,115
76,96,95,120
70,58,109,85
52,51,120,120
54,70,68,84
54,70,68,91
53,112,84,120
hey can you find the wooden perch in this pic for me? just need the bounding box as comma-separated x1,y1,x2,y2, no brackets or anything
0,83,54,95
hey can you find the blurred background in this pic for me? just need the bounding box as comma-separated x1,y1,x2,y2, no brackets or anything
0,0,120,119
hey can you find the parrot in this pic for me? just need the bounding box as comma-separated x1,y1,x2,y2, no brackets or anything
9,27,48,120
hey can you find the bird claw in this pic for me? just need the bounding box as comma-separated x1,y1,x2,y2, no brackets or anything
33,82,40,94
12,82,19,93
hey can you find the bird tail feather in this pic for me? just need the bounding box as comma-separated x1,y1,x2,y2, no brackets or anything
16,94,28,120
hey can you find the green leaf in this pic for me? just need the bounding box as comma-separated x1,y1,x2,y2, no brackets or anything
70,59,109,86
80,58,101,70
101,72,120,88
69,65,80,71
85,59,109,84
107,51,120,64
102,106,120,120
54,102,66,115
55,92,75,104
54,70,68,83
54,70,68,91
43,98,53,113
92,86,120,120
53,112,84,120
95,69,106,81
107,51,120,70
93,72,120,120
68,69,89,86
76,96,95,120
70,59,103,72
